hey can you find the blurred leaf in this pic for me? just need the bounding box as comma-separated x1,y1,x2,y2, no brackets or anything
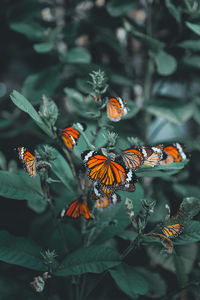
110,74,133,86
33,42,53,53
0,152,7,170
135,268,167,298
109,263,149,297
106,0,135,17
182,55,200,69
165,0,181,22
179,40,200,51
154,50,177,76
136,161,188,178
180,197,200,221
93,183,143,244
0,170,44,202
55,246,121,276
22,65,61,105
145,99,194,124
10,22,46,41
50,147,74,191
27,197,47,213
174,221,200,245
117,230,138,241
173,184,200,198
147,243,198,274
124,20,164,51
64,87,84,102
0,231,45,271
123,100,140,119
76,77,93,94
10,90,54,138
186,22,200,36
63,47,91,64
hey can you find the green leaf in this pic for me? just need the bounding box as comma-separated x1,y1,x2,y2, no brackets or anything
22,65,61,104
63,47,91,64
165,0,181,23
174,221,200,245
50,147,74,191
0,171,44,202
117,230,138,241
179,40,200,51
64,87,84,102
0,231,45,271
136,161,188,177
182,55,200,69
10,90,54,138
186,22,200,36
33,42,53,53
10,22,46,41
55,246,120,276
146,243,198,274
106,0,135,17
145,99,194,124
93,183,143,244
110,74,133,86
109,263,149,297
27,197,47,213
124,20,164,51
154,50,177,76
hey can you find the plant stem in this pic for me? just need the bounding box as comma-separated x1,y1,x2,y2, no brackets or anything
184,0,192,11
92,109,102,146
40,175,69,254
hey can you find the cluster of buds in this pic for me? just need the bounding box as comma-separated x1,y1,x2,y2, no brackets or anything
124,197,136,226
89,70,108,101
39,95,59,129
30,272,51,293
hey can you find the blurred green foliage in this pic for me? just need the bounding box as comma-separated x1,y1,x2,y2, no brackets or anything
1,0,200,299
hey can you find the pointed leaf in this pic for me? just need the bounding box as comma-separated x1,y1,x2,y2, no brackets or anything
55,246,120,276
186,22,200,36
0,231,45,271
63,47,91,64
109,263,149,297
33,42,53,53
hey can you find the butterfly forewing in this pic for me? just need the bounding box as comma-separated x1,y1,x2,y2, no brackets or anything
17,147,37,177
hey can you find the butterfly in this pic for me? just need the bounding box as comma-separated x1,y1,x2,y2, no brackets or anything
60,196,93,220
106,97,128,122
121,148,144,170
160,143,186,166
161,224,183,239
81,150,136,195
17,147,37,177
92,184,121,209
141,145,163,167
59,123,86,150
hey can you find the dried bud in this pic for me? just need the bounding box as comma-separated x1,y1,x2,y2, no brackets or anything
124,198,136,225
39,95,59,127
30,272,51,293
89,70,108,97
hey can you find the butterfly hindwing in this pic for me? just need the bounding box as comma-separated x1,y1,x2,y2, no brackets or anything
17,147,37,177
161,224,183,238
60,123,86,150
60,197,93,220
106,97,128,122
160,143,186,166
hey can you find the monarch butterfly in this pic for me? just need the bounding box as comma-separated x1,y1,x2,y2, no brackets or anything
142,145,163,167
161,224,183,239
17,147,37,177
160,143,186,166
106,97,128,122
59,123,86,150
92,185,121,209
121,148,144,170
60,197,93,220
81,150,136,195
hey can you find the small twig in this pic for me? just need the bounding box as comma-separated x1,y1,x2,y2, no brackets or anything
92,109,103,146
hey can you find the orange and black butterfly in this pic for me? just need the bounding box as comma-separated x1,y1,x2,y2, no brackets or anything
59,123,86,150
106,97,128,122
121,148,144,170
60,196,93,220
160,143,186,166
161,224,183,239
141,145,163,167
17,147,37,177
81,150,136,195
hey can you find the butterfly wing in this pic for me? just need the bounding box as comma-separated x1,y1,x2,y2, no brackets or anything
92,186,120,209
162,224,183,238
61,123,86,150
122,148,144,170
60,198,93,220
142,145,163,167
160,143,186,165
18,147,37,177
82,151,127,188
106,97,128,122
